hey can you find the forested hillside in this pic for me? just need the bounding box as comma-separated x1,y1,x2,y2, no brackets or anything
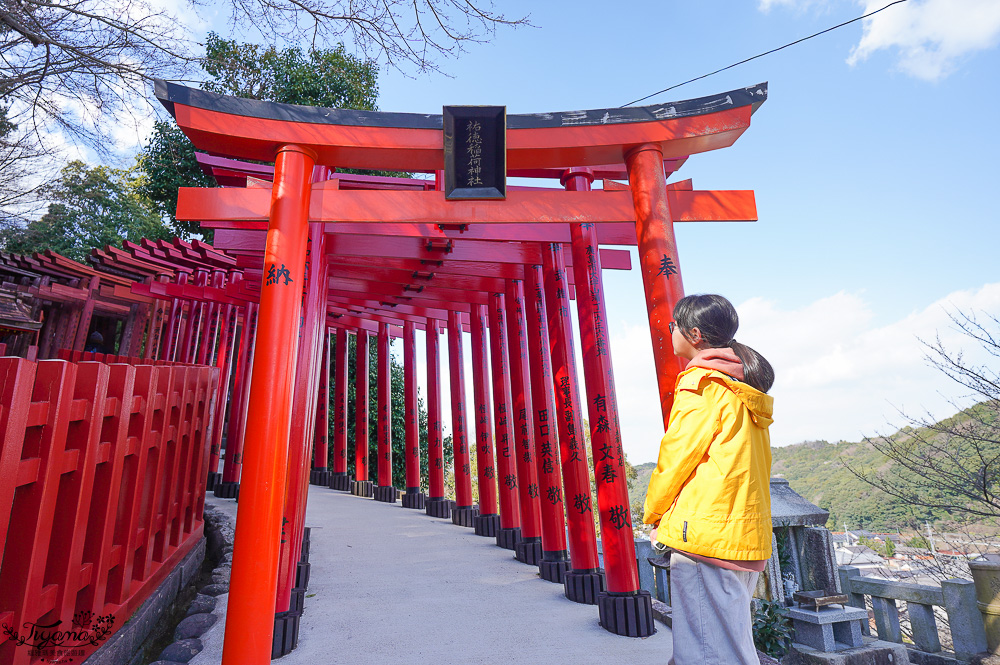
627,406,997,531
769,438,947,530
629,462,656,519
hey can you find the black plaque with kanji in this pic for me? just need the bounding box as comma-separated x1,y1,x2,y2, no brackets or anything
443,105,506,200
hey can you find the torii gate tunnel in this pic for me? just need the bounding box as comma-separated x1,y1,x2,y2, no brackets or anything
155,79,767,663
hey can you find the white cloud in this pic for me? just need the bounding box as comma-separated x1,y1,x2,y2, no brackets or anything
612,283,1000,463
848,0,1000,80
758,0,1000,81
400,283,1000,473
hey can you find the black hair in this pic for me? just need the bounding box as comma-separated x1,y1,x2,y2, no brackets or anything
673,294,775,393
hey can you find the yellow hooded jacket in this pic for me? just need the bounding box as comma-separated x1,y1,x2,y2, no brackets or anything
643,366,774,561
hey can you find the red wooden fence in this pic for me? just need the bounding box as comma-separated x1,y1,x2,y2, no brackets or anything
0,355,219,665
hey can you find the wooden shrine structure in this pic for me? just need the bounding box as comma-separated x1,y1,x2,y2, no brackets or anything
154,79,766,663
0,80,766,665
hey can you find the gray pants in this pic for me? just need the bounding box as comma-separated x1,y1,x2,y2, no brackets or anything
668,551,760,665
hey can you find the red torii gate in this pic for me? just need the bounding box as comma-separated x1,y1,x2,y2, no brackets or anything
203,168,653,604
156,79,765,663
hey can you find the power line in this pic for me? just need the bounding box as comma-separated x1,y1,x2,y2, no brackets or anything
622,0,910,107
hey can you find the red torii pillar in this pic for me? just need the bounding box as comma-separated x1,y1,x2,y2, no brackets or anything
328,328,351,491
543,242,607,605
162,270,188,362
470,304,499,536
178,268,207,363
217,300,256,499
506,278,544,565
373,321,398,503
423,319,451,518
273,228,314,644
488,292,522,550
350,329,374,497
448,309,477,527
309,329,331,487
222,144,315,665
194,267,217,365
273,220,329,656
565,168,655,636
524,265,571,583
625,144,688,427
423,171,451,518
401,321,427,509
206,269,241,492
143,272,171,360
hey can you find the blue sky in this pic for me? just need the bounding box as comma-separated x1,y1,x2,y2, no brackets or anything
368,0,1000,461
112,0,1000,462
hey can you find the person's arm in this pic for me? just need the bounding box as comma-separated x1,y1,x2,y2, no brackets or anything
642,381,721,525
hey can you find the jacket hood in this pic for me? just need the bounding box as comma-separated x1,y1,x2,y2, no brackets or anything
728,377,774,428
681,366,774,428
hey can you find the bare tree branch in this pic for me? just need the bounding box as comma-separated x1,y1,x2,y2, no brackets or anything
843,307,1000,525
0,0,530,222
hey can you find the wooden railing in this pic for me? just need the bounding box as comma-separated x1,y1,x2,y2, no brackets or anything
0,356,219,665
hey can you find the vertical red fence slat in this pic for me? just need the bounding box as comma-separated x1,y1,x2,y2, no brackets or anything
136,364,175,590
0,360,78,665
108,364,158,608
78,363,135,619
49,362,109,635
0,358,35,571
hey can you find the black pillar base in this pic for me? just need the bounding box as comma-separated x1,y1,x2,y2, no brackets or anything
288,587,306,613
214,481,239,499
425,497,453,519
452,505,479,527
598,590,656,637
564,568,607,605
271,610,301,659
373,485,398,503
328,472,351,491
206,471,222,492
295,561,310,589
473,512,500,537
539,550,571,584
350,480,373,497
401,489,426,509
515,537,543,565
309,467,330,486
496,526,521,550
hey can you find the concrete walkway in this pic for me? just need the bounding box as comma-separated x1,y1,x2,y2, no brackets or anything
192,486,671,664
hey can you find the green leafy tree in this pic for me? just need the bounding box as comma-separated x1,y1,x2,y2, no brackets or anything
201,35,379,110
858,535,895,558
1,160,171,260
136,121,216,239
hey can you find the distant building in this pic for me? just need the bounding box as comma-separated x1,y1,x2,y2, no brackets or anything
831,530,901,547
836,545,884,567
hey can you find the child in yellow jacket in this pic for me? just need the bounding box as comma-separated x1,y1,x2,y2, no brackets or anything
644,294,774,665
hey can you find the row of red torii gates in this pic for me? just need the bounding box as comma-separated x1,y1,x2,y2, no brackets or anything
153,80,768,663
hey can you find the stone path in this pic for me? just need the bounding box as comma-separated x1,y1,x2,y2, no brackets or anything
191,486,671,664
